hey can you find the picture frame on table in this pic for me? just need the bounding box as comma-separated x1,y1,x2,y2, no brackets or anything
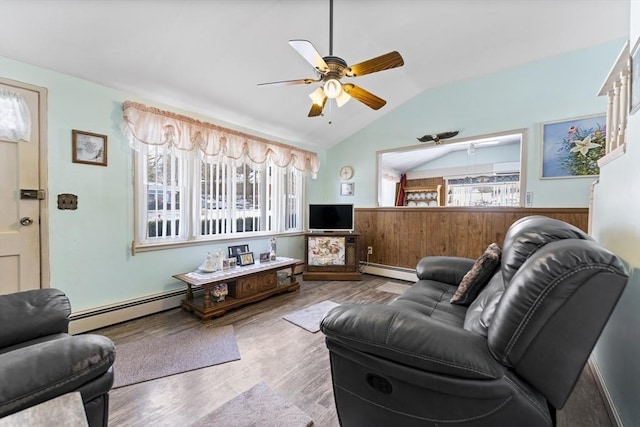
259,252,270,262
228,244,250,261
630,37,640,115
72,129,107,166
540,114,606,179
239,252,255,266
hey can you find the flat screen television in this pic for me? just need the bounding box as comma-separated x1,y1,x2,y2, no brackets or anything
308,204,354,232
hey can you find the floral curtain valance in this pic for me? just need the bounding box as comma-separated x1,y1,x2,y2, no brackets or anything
120,101,319,176
0,89,31,142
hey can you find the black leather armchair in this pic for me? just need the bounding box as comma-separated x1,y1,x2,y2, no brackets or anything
321,216,629,426
0,288,116,427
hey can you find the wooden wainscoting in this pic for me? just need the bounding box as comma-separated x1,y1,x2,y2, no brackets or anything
355,207,588,269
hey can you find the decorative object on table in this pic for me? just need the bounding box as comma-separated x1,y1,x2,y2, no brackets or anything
277,271,289,285
269,237,277,260
238,252,255,266
260,252,270,263
631,37,640,115
229,257,237,268
222,258,230,270
541,114,606,178
72,129,107,166
340,182,354,196
417,130,459,144
228,244,250,262
199,250,223,272
210,283,228,302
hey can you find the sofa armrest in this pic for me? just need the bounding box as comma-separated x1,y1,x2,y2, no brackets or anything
416,256,476,285
0,289,71,348
0,334,116,418
321,303,503,380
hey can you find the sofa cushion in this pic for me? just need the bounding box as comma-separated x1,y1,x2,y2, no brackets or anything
392,280,468,327
463,273,505,336
0,334,116,418
500,215,590,284
0,289,70,348
451,243,502,305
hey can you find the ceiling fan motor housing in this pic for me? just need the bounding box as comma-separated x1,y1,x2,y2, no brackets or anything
322,56,348,80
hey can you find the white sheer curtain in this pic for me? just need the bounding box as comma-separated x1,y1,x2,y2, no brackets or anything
0,89,31,142
120,101,320,177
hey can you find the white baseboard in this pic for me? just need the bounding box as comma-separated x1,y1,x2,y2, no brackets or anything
589,356,623,427
69,265,305,334
360,262,418,282
69,290,185,334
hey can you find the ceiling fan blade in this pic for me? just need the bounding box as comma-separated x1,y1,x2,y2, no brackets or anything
308,96,327,117
289,39,329,74
257,78,320,87
342,84,386,110
346,51,404,77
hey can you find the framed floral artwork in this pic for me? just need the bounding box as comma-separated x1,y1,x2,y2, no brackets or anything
72,129,107,166
541,114,606,179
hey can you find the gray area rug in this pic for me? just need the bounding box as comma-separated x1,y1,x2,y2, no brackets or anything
283,300,340,333
377,281,412,295
112,325,240,388
189,382,313,427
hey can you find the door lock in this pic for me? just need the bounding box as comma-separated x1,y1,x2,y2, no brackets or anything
20,217,34,226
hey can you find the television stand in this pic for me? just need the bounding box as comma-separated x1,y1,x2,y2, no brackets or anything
303,232,361,281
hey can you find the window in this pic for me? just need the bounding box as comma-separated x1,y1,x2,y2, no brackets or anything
136,144,304,245
446,175,520,207
122,101,318,250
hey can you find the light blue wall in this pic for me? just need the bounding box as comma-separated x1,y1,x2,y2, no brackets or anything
590,3,640,425
326,39,625,207
0,56,321,312
412,143,521,172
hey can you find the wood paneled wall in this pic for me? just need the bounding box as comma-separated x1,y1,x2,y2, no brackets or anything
355,207,589,269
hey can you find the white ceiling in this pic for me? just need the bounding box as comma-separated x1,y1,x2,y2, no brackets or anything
0,0,629,150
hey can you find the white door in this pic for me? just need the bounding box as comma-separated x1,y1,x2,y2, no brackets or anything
0,80,45,295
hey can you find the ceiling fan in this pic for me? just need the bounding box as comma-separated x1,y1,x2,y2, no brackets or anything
258,0,404,117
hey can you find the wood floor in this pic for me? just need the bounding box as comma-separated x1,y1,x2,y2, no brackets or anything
95,275,614,427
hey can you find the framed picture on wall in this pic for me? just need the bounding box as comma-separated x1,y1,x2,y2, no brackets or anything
630,37,640,115
72,130,107,166
340,182,354,196
540,114,606,179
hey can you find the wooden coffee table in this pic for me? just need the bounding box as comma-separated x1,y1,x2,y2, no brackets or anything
174,257,301,321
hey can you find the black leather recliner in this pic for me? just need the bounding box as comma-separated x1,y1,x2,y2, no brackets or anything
321,216,629,426
0,288,116,427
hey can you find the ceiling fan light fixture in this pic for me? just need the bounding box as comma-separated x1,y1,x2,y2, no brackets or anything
335,90,351,107
309,87,325,106
323,78,342,98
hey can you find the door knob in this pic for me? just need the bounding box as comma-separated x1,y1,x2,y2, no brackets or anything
20,217,34,226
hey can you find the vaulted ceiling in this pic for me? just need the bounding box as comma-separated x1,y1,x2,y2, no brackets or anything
0,0,629,149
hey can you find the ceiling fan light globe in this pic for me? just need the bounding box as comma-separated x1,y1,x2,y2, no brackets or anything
309,87,325,106
323,79,342,99
335,90,351,107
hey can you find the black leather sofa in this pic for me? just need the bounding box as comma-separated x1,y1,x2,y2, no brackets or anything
0,288,116,426
321,215,629,427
